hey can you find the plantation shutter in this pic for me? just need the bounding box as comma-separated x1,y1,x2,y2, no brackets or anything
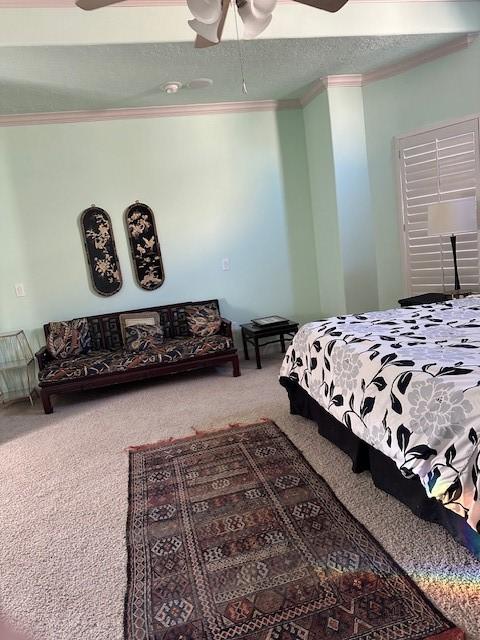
398,118,480,294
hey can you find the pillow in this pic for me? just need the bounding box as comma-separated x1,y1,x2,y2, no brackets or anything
119,311,161,344
185,303,221,337
47,318,91,359
125,323,164,352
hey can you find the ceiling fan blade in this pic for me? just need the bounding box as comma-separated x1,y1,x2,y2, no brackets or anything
195,34,218,48
292,0,349,12
75,0,125,10
193,0,229,47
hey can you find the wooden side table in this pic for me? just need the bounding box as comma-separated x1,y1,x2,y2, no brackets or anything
241,321,299,369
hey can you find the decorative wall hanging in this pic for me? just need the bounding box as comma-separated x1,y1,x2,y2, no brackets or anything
125,201,165,291
80,205,122,297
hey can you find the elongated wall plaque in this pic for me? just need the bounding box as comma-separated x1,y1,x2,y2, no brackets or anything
125,201,165,290
80,205,122,297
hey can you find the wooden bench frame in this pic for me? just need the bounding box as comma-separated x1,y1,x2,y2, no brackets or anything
36,300,240,414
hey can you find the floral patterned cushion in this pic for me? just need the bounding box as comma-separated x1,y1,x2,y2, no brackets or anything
119,311,161,344
153,335,232,362
125,324,164,352
46,318,91,359
185,303,221,337
39,335,233,384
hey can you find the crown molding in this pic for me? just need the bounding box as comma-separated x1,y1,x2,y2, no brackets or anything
300,33,476,106
0,99,300,127
324,74,364,87
299,74,363,106
0,0,474,6
362,33,476,83
299,79,327,106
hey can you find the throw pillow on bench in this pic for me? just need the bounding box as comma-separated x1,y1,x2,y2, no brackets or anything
125,324,164,352
46,318,91,359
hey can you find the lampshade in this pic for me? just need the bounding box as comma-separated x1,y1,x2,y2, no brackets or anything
427,196,478,236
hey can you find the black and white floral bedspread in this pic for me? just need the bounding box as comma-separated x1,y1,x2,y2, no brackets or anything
280,298,480,534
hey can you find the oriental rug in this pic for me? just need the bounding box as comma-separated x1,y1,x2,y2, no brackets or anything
125,420,463,640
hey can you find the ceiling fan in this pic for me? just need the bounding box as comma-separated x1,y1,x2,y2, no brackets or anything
75,0,349,48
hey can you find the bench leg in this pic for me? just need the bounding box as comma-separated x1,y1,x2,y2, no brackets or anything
232,354,241,377
40,389,54,414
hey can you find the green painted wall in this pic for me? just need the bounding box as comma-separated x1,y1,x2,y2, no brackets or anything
0,109,320,348
363,38,480,309
301,40,480,316
327,86,378,314
303,86,378,316
3,40,479,343
275,109,321,320
303,92,346,317
0,136,32,333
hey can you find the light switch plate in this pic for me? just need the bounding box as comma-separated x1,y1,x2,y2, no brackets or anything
222,258,230,271
15,283,26,297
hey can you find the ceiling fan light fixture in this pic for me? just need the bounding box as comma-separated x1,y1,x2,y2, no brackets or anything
187,0,222,24
243,16,272,40
188,17,222,44
239,0,276,18
239,11,272,39
235,0,275,39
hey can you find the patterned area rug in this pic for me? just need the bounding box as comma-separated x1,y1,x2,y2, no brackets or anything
125,420,463,640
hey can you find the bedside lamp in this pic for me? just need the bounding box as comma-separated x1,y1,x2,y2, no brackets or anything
427,196,478,292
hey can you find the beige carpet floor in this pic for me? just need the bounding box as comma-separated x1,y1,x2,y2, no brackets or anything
0,353,479,640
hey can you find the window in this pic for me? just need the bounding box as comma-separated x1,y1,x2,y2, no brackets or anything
397,117,480,294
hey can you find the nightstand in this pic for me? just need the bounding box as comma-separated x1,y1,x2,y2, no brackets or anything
241,321,299,369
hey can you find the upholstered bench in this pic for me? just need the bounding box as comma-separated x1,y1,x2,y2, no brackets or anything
36,299,240,413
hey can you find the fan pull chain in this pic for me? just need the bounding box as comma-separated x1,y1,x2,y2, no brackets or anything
231,0,248,95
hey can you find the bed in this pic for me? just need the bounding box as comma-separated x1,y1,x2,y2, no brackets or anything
279,298,480,557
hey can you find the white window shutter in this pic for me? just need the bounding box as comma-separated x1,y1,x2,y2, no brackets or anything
398,118,480,294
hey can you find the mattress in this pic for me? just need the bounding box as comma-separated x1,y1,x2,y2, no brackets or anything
280,298,480,535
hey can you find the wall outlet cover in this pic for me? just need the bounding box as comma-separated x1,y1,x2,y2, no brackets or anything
14,283,26,297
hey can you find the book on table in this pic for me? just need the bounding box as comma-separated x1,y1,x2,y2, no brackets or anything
251,316,290,327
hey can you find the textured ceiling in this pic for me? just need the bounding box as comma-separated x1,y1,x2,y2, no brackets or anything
0,34,459,114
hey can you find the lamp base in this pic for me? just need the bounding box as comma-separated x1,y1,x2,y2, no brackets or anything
450,234,461,292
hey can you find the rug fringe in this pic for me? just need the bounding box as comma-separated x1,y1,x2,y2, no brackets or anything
126,418,273,453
